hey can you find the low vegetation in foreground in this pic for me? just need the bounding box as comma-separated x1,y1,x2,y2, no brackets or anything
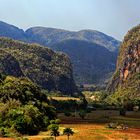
25,110,140,140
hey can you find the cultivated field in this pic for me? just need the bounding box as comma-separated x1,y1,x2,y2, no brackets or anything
48,96,80,101
27,110,140,140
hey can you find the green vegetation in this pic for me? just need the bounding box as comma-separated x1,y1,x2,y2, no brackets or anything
63,128,74,140
107,24,140,107
49,97,87,113
48,121,60,140
0,37,78,96
52,39,117,85
0,21,120,86
0,74,56,136
79,110,87,119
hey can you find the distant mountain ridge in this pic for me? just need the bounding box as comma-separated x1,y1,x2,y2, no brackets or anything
26,27,120,52
0,21,27,41
0,21,120,85
0,21,120,52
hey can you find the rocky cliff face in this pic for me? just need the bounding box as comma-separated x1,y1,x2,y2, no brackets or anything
107,25,140,99
0,38,78,96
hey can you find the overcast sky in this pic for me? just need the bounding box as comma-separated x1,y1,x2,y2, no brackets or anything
0,0,140,40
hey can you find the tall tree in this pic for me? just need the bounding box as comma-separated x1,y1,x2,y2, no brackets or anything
48,124,60,140
63,127,74,140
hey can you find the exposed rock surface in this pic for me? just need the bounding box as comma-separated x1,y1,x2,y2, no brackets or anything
107,25,140,99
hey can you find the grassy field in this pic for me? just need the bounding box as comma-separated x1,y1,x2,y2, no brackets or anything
26,110,140,140
48,96,80,101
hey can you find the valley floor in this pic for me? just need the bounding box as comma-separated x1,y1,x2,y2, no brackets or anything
27,110,140,140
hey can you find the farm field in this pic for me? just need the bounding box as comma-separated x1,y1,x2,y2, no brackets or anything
27,110,140,140
48,96,80,101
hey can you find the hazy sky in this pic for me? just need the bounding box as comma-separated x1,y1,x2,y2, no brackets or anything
0,0,140,40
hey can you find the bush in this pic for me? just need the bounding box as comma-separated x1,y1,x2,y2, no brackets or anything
7,105,43,135
79,110,87,119
50,119,61,125
0,101,56,136
0,127,19,137
106,122,128,130
0,75,57,136
64,111,71,117
119,108,126,116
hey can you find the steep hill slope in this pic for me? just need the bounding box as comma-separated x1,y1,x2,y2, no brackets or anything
51,39,117,84
26,27,120,52
107,25,140,100
0,21,120,85
0,49,24,77
0,21,27,41
0,38,78,96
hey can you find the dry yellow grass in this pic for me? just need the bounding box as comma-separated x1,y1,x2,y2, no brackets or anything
27,111,140,140
27,124,140,140
48,96,80,101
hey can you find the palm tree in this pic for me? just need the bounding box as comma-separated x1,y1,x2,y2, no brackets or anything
63,128,74,140
48,124,60,140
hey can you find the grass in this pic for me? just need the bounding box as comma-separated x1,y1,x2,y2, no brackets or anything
48,96,80,101
25,110,140,140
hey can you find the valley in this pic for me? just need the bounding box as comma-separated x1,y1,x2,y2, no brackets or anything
0,20,140,140
0,21,120,86
26,111,140,140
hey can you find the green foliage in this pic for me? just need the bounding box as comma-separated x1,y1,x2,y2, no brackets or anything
49,96,87,112
13,105,43,135
0,127,19,137
64,111,71,117
107,24,140,105
79,110,87,119
0,75,56,136
48,124,60,140
50,119,61,125
0,102,49,135
0,38,78,96
63,128,74,140
52,39,118,85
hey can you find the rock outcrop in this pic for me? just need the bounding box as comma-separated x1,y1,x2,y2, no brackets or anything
107,25,140,99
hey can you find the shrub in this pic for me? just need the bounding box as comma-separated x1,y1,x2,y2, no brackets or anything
0,102,56,135
119,108,126,116
48,124,60,140
79,110,87,119
106,122,128,130
64,111,71,117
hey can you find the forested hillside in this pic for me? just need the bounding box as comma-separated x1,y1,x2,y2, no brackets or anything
52,39,117,84
0,38,78,96
0,21,120,85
